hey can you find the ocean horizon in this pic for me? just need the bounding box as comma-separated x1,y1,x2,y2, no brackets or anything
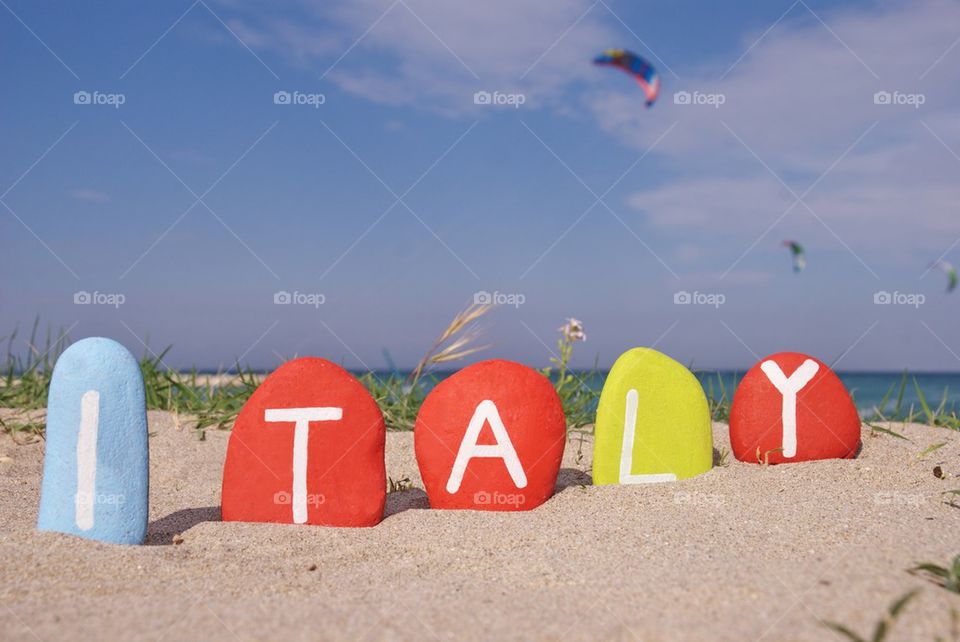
194,368,960,417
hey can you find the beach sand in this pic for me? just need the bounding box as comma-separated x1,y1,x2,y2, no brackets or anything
1,411,958,641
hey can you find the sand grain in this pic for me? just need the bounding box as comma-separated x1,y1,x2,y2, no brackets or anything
1,412,958,641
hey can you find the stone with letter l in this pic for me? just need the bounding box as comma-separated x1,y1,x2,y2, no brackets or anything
593,347,713,485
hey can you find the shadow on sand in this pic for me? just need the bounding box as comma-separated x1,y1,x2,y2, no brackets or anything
146,506,221,545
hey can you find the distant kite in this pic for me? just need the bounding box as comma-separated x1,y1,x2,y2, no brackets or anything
593,49,660,107
932,260,958,292
782,240,806,273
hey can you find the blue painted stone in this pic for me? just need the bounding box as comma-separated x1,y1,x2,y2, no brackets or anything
37,337,148,545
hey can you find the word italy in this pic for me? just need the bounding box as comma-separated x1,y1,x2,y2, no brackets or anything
37,338,859,544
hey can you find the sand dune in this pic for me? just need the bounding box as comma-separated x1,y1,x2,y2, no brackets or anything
1,411,958,641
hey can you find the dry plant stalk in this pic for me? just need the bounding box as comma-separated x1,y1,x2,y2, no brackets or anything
409,303,494,386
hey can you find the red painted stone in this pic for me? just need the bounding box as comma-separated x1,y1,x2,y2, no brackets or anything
414,359,566,511
221,357,385,527
730,352,860,464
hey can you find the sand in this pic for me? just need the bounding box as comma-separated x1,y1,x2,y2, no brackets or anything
1,411,958,641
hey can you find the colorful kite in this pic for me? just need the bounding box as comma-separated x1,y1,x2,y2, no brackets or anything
782,240,806,273
593,49,660,107
932,260,958,292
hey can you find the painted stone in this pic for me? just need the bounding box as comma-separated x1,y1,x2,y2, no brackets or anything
593,348,712,485
37,337,149,545
221,357,386,527
730,352,861,464
414,359,565,511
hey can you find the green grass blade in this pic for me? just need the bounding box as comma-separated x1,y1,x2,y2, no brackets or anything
918,442,947,458
913,377,935,425
865,422,911,441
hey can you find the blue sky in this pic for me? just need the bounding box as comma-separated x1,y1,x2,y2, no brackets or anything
4,0,960,372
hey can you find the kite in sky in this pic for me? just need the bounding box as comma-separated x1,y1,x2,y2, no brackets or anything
931,259,958,292
782,240,806,273
593,49,660,107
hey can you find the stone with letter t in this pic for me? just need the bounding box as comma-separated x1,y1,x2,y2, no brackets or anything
730,352,861,464
414,360,566,511
221,357,386,527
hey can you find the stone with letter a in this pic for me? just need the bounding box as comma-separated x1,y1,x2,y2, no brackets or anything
414,359,565,511
221,357,386,527
730,352,860,464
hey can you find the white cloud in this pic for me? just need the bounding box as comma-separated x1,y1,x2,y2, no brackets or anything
217,0,616,114
603,0,960,272
675,269,773,286
590,0,960,167
68,188,110,203
214,0,960,273
629,177,795,228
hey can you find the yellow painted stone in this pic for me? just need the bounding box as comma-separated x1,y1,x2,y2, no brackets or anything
593,348,712,485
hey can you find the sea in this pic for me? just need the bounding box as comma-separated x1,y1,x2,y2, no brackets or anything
694,371,960,417
360,370,960,418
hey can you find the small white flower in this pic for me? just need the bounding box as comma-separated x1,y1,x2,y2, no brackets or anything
559,318,586,343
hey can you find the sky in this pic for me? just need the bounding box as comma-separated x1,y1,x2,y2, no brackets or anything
3,0,960,372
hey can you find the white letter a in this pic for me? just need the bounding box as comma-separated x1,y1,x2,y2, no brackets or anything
446,400,527,493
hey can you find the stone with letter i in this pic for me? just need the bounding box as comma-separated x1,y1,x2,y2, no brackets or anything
37,338,149,545
414,360,566,511
729,352,861,464
592,348,713,485
221,357,386,527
